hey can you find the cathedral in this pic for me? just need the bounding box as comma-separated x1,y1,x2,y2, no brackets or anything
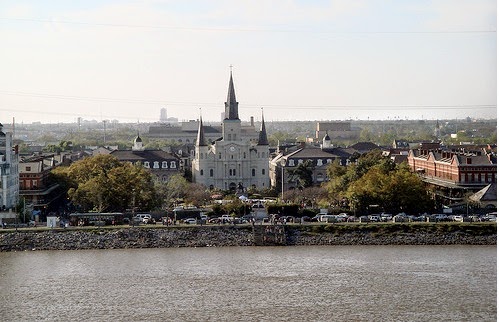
192,72,270,192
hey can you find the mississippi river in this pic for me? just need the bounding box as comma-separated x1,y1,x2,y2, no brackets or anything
0,246,495,321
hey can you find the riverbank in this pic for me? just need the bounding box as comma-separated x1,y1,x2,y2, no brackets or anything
0,223,495,251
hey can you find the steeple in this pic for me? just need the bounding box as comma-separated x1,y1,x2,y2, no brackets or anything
132,131,144,151
224,71,239,120
257,109,269,146
322,131,332,149
196,113,207,146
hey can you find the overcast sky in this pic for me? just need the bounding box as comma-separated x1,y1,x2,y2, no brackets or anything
0,0,496,124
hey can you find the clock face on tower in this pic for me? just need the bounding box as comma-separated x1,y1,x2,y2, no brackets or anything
229,146,235,152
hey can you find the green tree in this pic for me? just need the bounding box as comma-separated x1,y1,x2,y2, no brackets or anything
159,173,190,207
52,154,158,212
288,160,314,189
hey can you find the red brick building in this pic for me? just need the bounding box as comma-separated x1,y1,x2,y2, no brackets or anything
407,144,496,207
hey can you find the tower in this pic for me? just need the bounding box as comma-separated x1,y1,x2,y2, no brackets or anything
192,70,270,191
222,71,241,142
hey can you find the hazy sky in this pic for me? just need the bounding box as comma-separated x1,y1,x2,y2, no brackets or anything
0,0,496,124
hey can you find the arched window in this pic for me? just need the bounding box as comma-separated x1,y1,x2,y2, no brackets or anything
153,161,159,169
162,161,168,168
170,161,176,168
210,169,214,177
200,169,204,176
144,161,150,168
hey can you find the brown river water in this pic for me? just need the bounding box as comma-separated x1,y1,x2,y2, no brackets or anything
0,245,496,321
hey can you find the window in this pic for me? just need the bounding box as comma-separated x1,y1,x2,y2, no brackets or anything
200,170,204,176
170,161,176,168
153,161,159,169
228,134,232,141
243,152,246,159
252,169,256,177
144,161,150,168
262,169,265,175
26,166,31,171
317,159,323,166
288,159,294,166
210,169,214,177
162,161,168,168
219,153,222,159
298,159,303,164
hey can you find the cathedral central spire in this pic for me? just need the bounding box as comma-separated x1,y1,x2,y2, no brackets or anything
224,71,239,120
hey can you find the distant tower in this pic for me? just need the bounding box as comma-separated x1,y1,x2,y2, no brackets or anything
435,120,441,141
160,108,167,122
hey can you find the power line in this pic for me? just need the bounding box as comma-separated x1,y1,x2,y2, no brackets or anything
0,90,495,111
1,17,496,34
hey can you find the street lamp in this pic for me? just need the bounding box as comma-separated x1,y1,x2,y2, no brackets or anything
281,159,286,203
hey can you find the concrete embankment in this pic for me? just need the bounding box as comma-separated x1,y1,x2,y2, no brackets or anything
0,223,495,252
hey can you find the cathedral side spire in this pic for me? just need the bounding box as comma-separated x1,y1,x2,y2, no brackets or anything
196,112,207,146
224,70,239,120
257,109,269,146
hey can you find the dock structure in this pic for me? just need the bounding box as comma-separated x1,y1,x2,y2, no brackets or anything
253,225,287,246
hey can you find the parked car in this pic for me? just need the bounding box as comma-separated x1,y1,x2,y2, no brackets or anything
184,218,197,224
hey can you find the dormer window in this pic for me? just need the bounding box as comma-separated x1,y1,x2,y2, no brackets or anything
153,161,159,169
162,161,168,168
144,161,150,168
170,161,176,168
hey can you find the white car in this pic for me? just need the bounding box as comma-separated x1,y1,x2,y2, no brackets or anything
184,218,197,224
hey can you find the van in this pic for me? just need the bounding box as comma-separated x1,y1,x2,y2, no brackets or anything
134,214,152,223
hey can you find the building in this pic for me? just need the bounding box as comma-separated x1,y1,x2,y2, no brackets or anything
192,72,270,191
315,121,361,140
110,134,182,183
0,123,19,210
270,136,355,192
407,144,497,206
19,154,62,218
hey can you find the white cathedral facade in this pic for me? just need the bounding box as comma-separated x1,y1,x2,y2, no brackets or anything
192,72,270,192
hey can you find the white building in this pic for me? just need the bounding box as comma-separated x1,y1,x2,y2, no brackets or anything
0,123,19,210
192,72,270,191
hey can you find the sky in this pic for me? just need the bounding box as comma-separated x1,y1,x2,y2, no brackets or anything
0,0,496,124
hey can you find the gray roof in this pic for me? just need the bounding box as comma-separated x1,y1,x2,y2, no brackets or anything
470,183,497,202
110,149,179,162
